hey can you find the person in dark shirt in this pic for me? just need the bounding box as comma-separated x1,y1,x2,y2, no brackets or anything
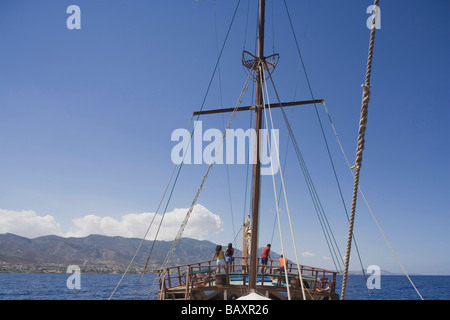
225,243,234,272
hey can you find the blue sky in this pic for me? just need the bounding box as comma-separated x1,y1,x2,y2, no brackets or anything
0,1,448,275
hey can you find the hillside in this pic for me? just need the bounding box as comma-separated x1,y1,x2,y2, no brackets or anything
0,233,226,273
1,233,403,275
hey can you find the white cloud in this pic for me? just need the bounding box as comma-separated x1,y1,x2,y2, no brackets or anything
149,204,224,241
302,250,315,257
0,204,223,241
0,209,62,238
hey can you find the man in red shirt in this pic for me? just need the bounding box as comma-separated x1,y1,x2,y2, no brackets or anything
260,244,271,273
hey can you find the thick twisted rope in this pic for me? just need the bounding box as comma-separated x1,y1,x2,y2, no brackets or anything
341,0,379,300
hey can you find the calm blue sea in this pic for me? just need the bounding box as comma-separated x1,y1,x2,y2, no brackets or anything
0,273,448,300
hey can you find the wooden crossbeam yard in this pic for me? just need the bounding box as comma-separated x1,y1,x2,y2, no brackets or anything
192,99,324,117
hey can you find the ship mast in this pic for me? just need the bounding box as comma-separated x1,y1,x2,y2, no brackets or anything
248,0,265,292
192,0,323,294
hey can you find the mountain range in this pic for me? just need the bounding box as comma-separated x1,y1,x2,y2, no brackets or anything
0,233,229,273
1,233,401,275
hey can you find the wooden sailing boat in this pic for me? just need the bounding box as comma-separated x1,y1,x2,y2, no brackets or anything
112,0,422,302
156,0,344,301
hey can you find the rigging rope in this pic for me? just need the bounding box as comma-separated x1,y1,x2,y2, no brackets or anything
266,71,345,277
110,0,243,300
134,117,196,299
242,109,253,224
242,0,251,51
260,65,308,300
322,101,424,300
283,0,368,298
155,71,254,288
281,0,421,299
258,67,291,300
108,133,188,300
270,124,289,245
340,0,379,300
213,0,237,242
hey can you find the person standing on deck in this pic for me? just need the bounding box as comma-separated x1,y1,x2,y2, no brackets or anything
260,244,271,273
212,245,225,273
225,243,234,272
275,254,288,272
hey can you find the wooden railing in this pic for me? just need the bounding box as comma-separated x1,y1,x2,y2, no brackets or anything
157,256,338,294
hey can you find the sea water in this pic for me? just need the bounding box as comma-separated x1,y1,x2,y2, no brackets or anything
0,273,448,300
0,273,158,300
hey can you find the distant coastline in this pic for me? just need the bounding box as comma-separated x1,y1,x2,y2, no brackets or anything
0,268,432,275
0,261,148,274
0,232,218,274
1,233,443,275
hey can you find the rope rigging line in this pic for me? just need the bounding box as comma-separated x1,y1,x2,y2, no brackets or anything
263,66,351,299
146,72,253,300
134,117,197,299
259,64,308,300
145,0,242,298
258,67,291,300
198,0,242,118
266,112,350,291
242,109,253,224
283,107,343,272
282,0,420,300
270,123,290,245
154,71,254,293
110,0,243,300
270,0,276,54
283,0,369,298
263,67,338,266
264,54,369,297
242,0,251,51
108,117,193,300
213,0,237,242
135,112,206,299
322,100,424,301
241,0,259,229
340,0,379,300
